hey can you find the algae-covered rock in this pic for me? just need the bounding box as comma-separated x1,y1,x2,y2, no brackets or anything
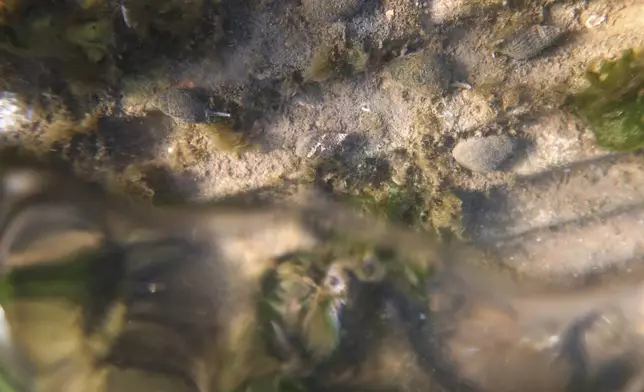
302,22,368,83
65,19,114,63
195,123,252,155
304,44,343,83
573,48,644,151
0,3,114,63
383,50,448,96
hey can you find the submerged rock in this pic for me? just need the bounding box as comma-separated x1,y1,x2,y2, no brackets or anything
452,135,516,172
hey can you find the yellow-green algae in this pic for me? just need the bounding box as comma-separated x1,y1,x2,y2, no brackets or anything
573,47,644,151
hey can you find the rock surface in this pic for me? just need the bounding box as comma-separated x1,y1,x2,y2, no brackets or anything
384,50,448,95
452,135,516,173
300,0,363,24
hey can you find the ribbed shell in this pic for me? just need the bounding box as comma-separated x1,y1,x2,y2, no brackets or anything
151,88,209,124
495,25,564,60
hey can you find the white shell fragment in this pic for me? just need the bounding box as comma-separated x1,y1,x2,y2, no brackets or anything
585,15,607,29
295,132,349,160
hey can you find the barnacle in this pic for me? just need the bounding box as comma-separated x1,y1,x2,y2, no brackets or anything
260,253,348,365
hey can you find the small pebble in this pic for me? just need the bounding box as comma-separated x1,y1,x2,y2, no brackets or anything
452,135,517,173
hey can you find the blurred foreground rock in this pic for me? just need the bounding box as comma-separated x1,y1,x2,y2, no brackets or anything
2,155,644,392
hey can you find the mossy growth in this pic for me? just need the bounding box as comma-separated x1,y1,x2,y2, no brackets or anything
0,2,114,62
426,191,465,241
304,44,341,83
65,19,114,63
344,183,425,227
302,136,465,241
347,180,464,242
303,39,370,83
572,47,644,151
21,108,101,159
194,122,255,156
103,164,156,203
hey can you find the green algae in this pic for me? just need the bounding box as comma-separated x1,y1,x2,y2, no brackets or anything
573,48,644,151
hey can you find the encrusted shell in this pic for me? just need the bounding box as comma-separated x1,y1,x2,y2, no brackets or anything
495,25,564,60
151,88,209,124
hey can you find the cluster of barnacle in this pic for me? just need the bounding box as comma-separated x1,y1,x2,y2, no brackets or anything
572,47,644,151
254,239,431,386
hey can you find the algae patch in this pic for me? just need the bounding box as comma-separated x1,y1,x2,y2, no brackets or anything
383,50,448,97
573,47,644,151
194,122,253,155
303,23,370,83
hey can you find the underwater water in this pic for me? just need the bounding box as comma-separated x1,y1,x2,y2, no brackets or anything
1,0,644,391
2,160,644,392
